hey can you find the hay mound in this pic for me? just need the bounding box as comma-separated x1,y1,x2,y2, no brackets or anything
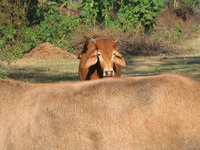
23,42,75,59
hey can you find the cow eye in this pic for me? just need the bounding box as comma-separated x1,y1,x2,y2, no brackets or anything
113,52,116,56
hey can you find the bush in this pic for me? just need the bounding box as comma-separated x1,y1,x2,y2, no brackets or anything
80,0,165,32
117,0,165,32
34,14,79,48
0,25,32,62
173,24,182,40
70,27,173,56
0,2,79,62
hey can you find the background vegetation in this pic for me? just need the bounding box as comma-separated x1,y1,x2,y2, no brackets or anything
0,0,200,62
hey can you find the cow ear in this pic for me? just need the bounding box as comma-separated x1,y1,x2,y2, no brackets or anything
114,51,126,67
85,52,98,68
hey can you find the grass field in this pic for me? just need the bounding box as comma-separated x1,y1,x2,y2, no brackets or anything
1,55,199,83
123,55,200,79
1,58,79,83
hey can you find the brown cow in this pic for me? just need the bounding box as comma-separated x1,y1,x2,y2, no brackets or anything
0,73,200,150
78,38,126,80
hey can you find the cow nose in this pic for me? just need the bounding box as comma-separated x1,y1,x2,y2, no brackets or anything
104,70,114,77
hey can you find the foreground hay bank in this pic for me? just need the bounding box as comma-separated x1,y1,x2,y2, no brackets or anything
0,73,200,150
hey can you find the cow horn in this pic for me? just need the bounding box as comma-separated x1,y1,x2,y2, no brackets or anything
91,38,96,44
115,38,119,43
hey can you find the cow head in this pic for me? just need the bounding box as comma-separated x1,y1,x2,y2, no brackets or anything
85,38,126,77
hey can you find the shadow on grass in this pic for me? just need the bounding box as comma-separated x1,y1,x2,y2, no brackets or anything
6,65,79,83
122,56,200,80
3,56,200,82
8,72,79,83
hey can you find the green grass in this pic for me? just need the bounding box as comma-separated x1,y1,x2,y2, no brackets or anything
1,58,79,83
122,55,200,80
1,55,199,83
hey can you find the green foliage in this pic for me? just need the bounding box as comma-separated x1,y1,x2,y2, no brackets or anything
80,0,165,31
0,24,33,62
0,0,79,62
35,14,79,47
0,0,26,27
173,24,182,40
117,0,165,31
100,0,114,27
80,0,118,28
35,1,80,47
80,0,99,27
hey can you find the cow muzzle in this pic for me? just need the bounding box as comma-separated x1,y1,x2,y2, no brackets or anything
103,70,114,77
